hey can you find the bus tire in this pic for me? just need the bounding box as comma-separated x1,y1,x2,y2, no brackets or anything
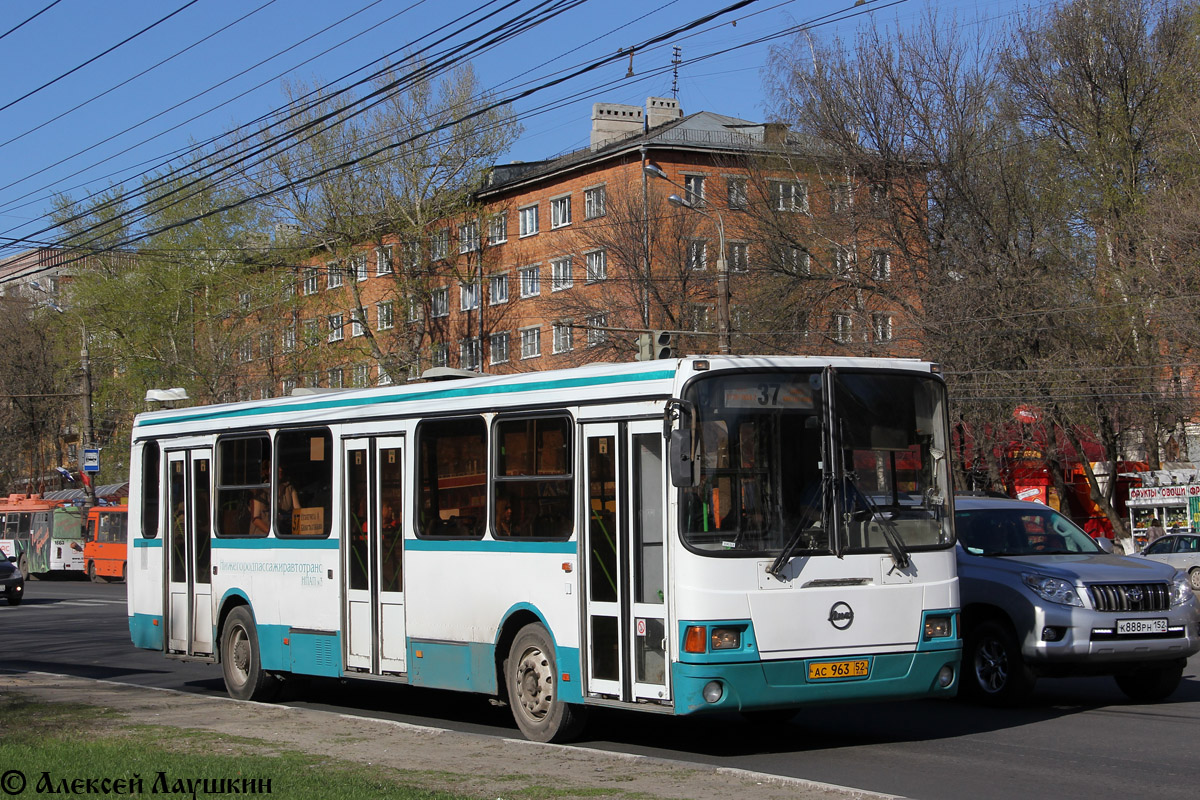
220,606,279,702
506,623,587,743
88,562,101,583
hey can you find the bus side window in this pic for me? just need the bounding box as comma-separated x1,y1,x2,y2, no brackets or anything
275,428,332,537
493,415,573,540
417,417,486,539
216,436,271,537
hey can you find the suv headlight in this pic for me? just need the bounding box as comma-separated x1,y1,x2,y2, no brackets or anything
1171,574,1193,607
1021,573,1083,607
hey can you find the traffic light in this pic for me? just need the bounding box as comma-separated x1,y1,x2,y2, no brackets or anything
637,330,676,360
652,330,675,359
636,332,652,361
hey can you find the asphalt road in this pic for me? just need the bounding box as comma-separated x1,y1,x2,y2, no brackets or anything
3,579,1199,799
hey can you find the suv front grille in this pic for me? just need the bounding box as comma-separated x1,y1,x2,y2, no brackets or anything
1086,582,1171,612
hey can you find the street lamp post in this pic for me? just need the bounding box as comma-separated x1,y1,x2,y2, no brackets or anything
643,162,732,354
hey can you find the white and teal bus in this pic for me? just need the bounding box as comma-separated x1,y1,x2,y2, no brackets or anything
128,356,960,741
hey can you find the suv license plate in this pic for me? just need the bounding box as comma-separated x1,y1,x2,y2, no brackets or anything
1116,618,1168,635
808,659,870,680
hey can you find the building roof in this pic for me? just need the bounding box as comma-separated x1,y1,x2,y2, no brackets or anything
481,109,822,197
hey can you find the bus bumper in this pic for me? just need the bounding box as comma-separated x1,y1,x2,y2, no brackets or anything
671,646,961,715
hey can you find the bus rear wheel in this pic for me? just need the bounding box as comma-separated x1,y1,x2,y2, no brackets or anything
220,606,279,702
506,623,587,743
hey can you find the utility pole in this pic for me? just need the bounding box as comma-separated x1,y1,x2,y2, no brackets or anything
78,326,97,506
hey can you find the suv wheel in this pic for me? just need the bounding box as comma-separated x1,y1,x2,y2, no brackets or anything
1114,663,1184,703
963,620,1035,705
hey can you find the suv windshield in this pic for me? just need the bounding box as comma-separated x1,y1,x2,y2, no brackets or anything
678,369,953,558
957,506,1103,556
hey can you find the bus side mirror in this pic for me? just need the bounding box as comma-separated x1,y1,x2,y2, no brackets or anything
669,429,698,488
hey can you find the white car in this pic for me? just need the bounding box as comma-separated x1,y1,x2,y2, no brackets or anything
1139,533,1200,590
955,497,1200,704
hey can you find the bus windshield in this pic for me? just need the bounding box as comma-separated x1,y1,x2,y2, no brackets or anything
679,369,953,558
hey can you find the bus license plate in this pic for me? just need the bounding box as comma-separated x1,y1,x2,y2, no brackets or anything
808,659,870,680
1116,618,1168,635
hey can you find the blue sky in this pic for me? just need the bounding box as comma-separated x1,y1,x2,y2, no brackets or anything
0,0,1034,252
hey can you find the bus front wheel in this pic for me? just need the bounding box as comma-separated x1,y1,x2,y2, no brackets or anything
505,623,587,743
88,562,101,583
220,606,279,702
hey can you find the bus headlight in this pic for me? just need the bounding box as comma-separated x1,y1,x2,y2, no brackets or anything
710,628,741,650
702,681,724,703
924,615,952,640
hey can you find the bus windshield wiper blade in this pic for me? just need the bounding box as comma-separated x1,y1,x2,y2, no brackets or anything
847,482,910,570
768,478,827,580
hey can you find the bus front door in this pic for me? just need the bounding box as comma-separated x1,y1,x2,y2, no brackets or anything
165,449,214,656
581,421,670,705
344,438,407,675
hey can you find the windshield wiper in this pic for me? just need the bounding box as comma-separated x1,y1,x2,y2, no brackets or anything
767,477,828,580
845,480,910,570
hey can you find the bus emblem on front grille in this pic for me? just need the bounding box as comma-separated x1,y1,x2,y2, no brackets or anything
828,602,854,630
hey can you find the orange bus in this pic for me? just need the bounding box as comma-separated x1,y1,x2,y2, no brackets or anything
84,504,129,582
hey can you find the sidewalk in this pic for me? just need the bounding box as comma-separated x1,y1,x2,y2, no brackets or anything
2,672,896,800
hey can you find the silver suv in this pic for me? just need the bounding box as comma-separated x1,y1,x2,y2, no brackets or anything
956,496,1200,704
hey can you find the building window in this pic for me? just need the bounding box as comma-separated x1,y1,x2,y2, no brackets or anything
431,343,449,368
727,242,749,273
327,368,344,388
303,319,320,346
490,331,510,364
460,337,481,371
407,295,422,323
519,265,540,298
282,326,296,353
282,377,297,396
351,312,365,337
488,213,507,245
376,301,394,330
239,291,251,310
352,363,370,388
551,257,573,291
830,182,851,213
553,322,573,353
489,273,508,305
585,250,607,282
872,313,893,343
833,313,852,343
354,253,369,281
430,228,449,260
771,180,808,212
586,313,607,347
871,250,891,281
431,287,449,318
688,239,707,271
377,369,393,386
460,281,480,311
683,175,705,205
258,332,271,359
690,304,710,332
870,182,888,205
519,205,539,237
584,186,606,219
780,245,811,275
550,195,572,228
327,261,343,289
376,246,393,276
328,313,344,342
402,241,420,271
302,268,319,296
727,177,748,210
520,326,541,359
835,247,853,277
238,338,253,363
458,221,480,253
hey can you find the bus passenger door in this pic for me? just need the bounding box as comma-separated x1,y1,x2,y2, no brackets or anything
375,437,405,674
343,438,407,675
627,421,669,703
581,422,670,704
165,448,214,656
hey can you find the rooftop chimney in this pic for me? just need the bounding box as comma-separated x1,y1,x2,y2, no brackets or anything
646,97,682,129
591,103,644,149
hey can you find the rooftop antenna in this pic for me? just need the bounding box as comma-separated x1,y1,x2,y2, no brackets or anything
671,46,682,99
